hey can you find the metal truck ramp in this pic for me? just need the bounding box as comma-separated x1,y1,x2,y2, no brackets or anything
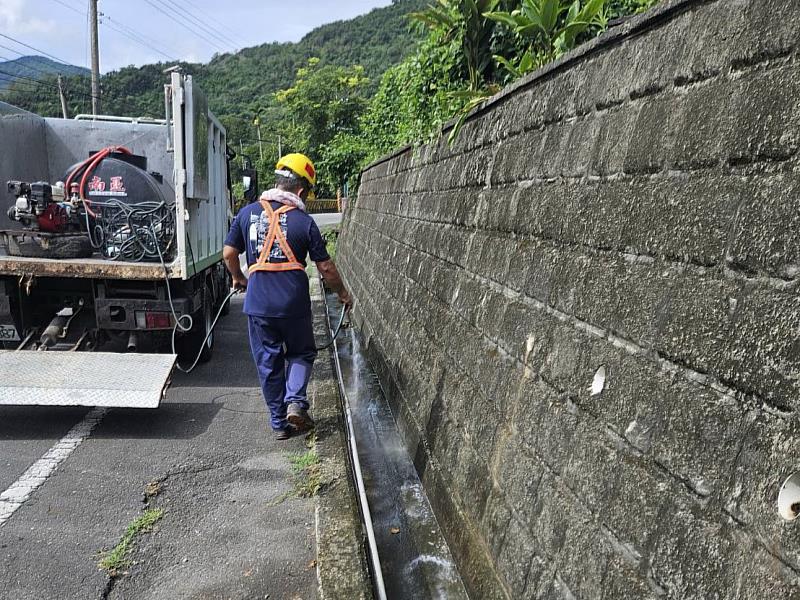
0,351,176,408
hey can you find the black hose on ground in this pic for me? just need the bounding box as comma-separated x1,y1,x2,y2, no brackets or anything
171,288,240,374
171,291,347,373
316,304,347,351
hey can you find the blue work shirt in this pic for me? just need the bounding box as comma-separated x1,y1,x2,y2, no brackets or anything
224,201,330,318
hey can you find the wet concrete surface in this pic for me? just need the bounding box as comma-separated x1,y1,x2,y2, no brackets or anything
329,294,468,600
0,296,319,600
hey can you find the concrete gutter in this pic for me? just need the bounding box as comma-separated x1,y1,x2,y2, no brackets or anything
309,266,374,600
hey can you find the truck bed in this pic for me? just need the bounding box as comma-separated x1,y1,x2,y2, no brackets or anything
0,254,181,280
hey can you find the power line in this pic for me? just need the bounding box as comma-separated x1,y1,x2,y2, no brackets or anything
0,48,95,104
0,69,57,93
150,0,235,51
0,46,84,81
39,0,90,113
49,0,84,17
141,0,230,53
49,0,181,63
0,75,47,91
166,0,241,44
160,0,239,49
100,15,179,61
0,65,57,86
0,32,74,66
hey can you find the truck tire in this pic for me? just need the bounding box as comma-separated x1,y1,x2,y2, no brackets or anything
177,286,214,364
220,271,232,316
9,234,93,259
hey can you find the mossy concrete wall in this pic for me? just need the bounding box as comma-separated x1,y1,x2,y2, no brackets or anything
338,0,800,597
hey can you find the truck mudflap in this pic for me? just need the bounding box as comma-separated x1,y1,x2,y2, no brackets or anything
0,351,176,408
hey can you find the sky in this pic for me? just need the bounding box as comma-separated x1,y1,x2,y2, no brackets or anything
0,0,394,72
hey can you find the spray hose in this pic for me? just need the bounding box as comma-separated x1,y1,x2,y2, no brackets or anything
315,303,348,351
172,288,348,374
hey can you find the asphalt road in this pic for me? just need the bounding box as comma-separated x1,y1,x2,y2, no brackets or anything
0,297,319,600
311,213,342,228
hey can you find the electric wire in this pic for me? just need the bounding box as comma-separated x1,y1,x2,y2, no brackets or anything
49,0,84,17
0,67,58,92
0,32,75,67
166,0,242,45
160,0,241,46
151,0,236,51
159,0,239,50
0,43,95,103
141,0,230,53
101,14,179,61
51,0,176,64
0,45,80,79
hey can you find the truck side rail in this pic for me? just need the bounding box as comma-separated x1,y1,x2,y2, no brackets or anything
73,114,168,125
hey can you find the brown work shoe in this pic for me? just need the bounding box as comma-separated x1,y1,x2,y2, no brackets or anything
287,403,315,432
274,426,294,441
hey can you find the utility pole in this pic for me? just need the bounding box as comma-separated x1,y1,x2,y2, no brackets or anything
89,0,100,115
255,118,263,161
277,134,282,160
57,76,69,119
239,139,244,168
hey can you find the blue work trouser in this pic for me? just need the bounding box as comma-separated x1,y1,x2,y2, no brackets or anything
248,314,317,431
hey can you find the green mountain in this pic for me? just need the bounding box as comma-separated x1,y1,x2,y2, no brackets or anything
0,0,426,140
0,56,88,92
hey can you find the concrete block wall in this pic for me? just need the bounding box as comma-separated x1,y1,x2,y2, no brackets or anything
337,0,800,597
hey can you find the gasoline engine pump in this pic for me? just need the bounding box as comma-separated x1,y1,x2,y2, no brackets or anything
5,146,175,262
6,180,83,233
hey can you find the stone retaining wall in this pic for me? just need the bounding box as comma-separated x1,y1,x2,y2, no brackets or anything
338,0,800,597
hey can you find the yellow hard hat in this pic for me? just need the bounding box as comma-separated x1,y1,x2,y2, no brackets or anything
276,153,316,186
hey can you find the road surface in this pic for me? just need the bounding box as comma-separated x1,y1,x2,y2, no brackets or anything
0,297,319,600
311,213,342,228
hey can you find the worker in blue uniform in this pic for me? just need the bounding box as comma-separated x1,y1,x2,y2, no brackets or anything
223,153,351,440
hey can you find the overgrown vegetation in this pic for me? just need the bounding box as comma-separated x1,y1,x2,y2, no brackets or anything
317,0,661,194
1,0,659,197
98,508,164,576
0,0,428,194
320,226,340,260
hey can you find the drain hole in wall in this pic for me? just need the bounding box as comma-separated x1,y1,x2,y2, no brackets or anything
778,473,800,521
590,366,606,396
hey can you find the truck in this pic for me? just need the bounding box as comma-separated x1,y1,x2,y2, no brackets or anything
0,73,232,409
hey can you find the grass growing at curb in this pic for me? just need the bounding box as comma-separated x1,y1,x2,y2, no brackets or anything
289,448,322,498
268,441,322,506
98,508,164,575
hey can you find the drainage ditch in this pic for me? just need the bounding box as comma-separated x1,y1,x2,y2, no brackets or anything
326,292,469,600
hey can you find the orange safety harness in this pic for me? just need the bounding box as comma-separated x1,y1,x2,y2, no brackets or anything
248,201,305,273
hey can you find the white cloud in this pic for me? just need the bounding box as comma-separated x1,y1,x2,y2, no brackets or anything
0,0,56,37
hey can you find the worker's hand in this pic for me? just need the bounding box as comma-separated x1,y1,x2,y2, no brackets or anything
338,289,352,311
232,274,248,292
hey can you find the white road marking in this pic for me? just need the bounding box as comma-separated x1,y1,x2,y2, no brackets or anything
0,407,107,527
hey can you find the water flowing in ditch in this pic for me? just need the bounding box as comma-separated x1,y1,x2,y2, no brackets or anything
327,294,469,600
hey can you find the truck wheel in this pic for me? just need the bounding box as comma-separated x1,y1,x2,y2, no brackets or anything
220,271,232,316
177,287,214,364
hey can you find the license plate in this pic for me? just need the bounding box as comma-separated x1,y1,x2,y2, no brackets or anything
0,324,20,342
